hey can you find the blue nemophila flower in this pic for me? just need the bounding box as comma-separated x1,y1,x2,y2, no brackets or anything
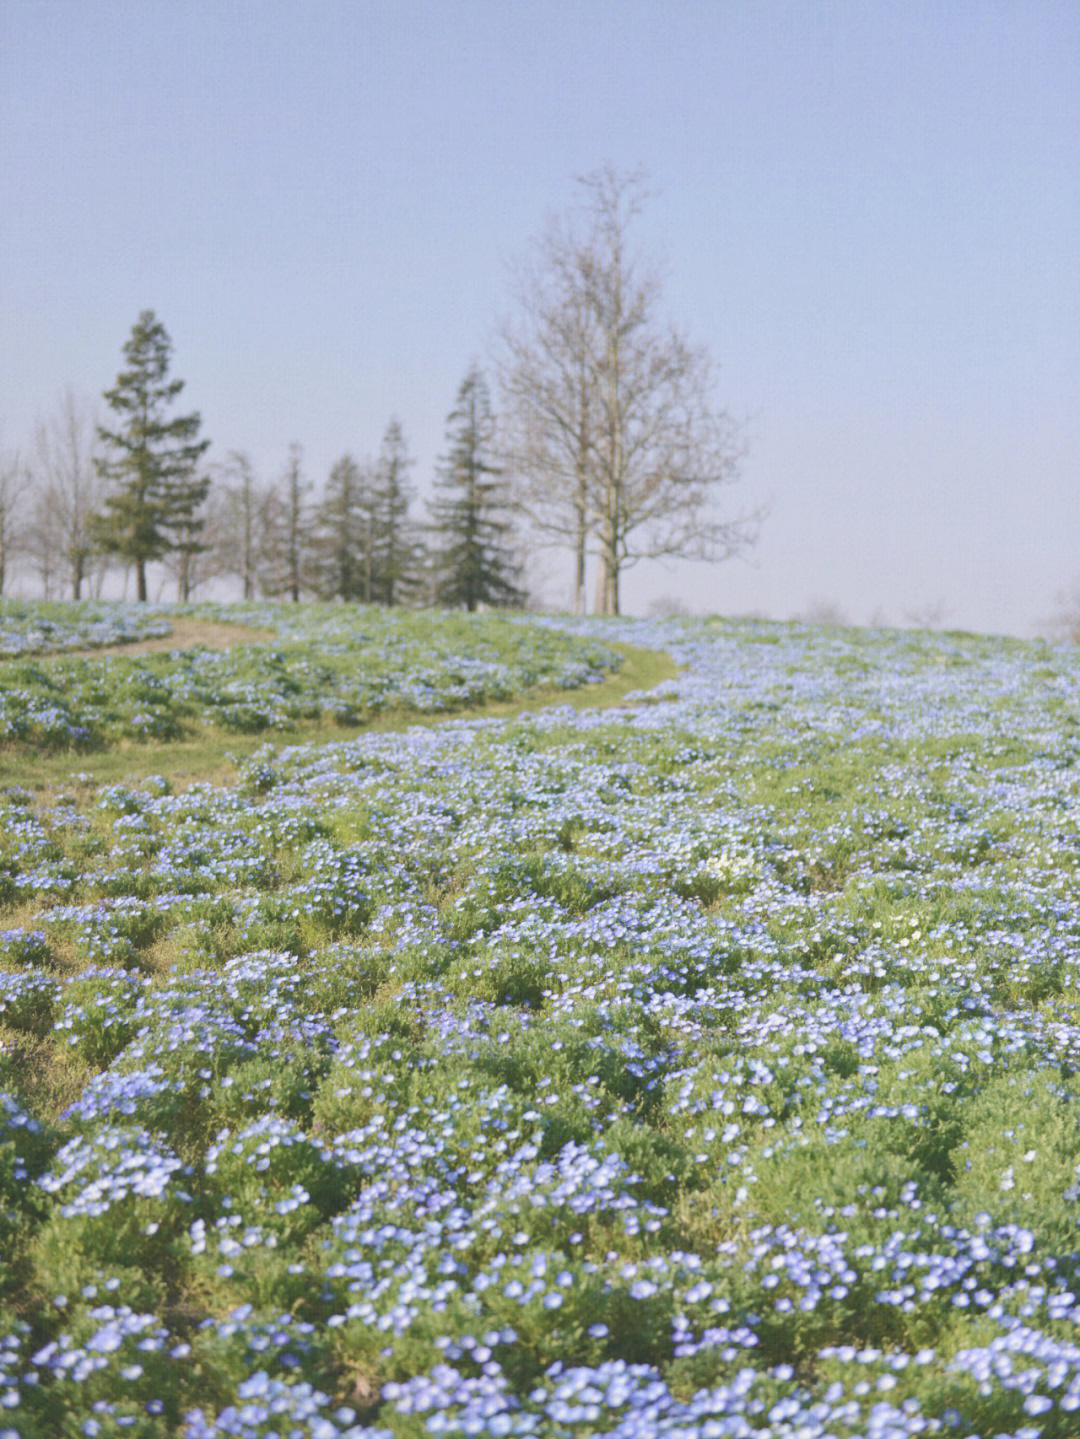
7,608,1080,1432
40,1125,190,1217
182,1370,392,1438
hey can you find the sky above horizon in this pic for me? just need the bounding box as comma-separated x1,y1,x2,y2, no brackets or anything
2,0,1077,635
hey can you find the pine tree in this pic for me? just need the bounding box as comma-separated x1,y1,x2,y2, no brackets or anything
164,468,211,601
93,311,210,601
312,453,379,602
431,367,524,612
373,419,418,607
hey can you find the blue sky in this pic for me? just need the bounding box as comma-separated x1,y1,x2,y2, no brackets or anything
2,0,1077,632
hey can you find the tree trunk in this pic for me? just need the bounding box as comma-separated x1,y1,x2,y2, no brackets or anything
606,559,620,616
136,560,148,602
595,523,620,617
574,370,590,614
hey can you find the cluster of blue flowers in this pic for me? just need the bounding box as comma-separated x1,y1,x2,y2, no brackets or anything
0,602,620,748
0,599,172,658
3,611,1080,1433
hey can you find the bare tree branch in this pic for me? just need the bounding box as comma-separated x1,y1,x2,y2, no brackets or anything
497,164,766,615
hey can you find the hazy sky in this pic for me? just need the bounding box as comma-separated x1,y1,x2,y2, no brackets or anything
2,0,1077,634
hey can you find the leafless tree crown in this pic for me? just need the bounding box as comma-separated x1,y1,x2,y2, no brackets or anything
497,164,765,615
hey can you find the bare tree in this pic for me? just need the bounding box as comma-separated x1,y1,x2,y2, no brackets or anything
0,442,31,596
282,442,310,603
803,598,849,626
902,599,948,630
24,495,62,599
28,390,104,599
647,593,693,619
210,450,272,600
260,442,311,601
498,165,764,615
1044,582,1080,643
499,216,600,613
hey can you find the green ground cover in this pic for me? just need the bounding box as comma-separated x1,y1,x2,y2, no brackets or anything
0,603,622,758
2,607,1080,1435
0,599,172,658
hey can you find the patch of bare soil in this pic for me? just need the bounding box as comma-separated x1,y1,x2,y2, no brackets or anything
58,618,276,660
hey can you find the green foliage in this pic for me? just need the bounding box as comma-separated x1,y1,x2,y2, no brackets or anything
93,311,211,601
6,609,1080,1433
430,366,525,612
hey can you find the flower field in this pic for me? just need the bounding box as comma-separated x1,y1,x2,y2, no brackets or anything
0,601,173,660
3,609,1080,1436
0,603,619,748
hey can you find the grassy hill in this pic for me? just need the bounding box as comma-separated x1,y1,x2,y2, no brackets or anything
2,605,1080,1435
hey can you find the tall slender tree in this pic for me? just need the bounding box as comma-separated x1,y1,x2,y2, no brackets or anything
93,311,210,601
498,215,599,613
0,443,30,596
259,442,311,601
30,389,103,599
431,367,524,612
211,450,268,600
373,419,418,606
311,453,378,602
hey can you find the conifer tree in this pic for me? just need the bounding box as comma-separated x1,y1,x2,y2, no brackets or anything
93,311,210,601
431,367,524,612
164,468,211,601
373,419,418,607
312,453,379,602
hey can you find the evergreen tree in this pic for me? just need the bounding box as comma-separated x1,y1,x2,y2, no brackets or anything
312,453,379,602
373,419,418,606
93,311,210,601
163,468,211,601
431,367,525,612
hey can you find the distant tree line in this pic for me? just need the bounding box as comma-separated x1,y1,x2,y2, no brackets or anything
1,168,762,613
0,317,524,611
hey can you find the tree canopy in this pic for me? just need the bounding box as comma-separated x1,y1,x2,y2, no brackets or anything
431,367,524,613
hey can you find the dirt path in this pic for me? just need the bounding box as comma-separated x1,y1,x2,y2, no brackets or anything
54,617,277,660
